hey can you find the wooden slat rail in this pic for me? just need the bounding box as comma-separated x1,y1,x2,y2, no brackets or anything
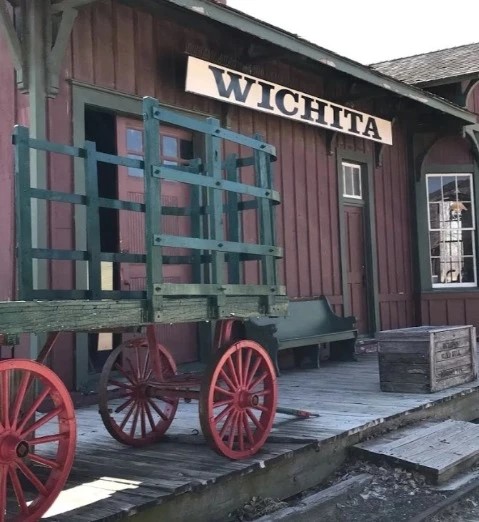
12,95,286,323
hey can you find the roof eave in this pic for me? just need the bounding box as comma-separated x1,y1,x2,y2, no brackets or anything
163,0,477,125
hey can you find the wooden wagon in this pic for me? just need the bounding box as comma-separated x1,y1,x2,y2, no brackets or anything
0,97,287,521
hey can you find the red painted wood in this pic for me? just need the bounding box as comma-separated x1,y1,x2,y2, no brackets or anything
114,3,136,93
0,29,15,302
93,0,115,89
426,135,473,165
344,205,369,333
71,6,94,83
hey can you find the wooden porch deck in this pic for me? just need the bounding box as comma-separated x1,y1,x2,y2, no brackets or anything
43,354,479,521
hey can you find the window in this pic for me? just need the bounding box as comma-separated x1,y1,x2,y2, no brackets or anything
427,173,476,287
125,127,194,177
342,162,362,199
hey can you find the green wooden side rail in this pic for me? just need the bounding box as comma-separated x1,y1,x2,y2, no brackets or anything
12,96,287,327
245,296,357,374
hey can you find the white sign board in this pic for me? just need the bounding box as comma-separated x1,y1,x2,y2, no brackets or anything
185,56,393,146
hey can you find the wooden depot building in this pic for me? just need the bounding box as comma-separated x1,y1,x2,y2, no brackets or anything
0,0,478,391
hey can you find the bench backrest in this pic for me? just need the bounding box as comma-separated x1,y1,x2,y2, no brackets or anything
249,297,355,340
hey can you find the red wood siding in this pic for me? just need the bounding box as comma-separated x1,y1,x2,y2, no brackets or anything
466,82,479,115
426,135,474,165
421,293,479,328
373,122,415,330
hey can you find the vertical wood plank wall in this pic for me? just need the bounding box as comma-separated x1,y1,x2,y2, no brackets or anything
1,1,419,383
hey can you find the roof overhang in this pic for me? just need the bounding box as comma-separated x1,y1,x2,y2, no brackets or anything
160,0,477,125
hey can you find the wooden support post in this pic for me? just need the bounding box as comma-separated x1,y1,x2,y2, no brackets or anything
144,97,164,323
225,154,240,284
205,118,225,317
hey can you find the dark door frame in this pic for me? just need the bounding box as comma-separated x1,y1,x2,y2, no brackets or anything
336,148,380,337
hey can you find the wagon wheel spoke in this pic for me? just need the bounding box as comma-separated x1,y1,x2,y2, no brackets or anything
129,403,141,438
115,396,135,414
245,356,262,389
243,412,254,446
10,370,32,430
0,464,7,522
226,357,240,388
214,404,232,425
0,360,76,522
200,341,277,460
99,340,178,447
1,370,10,429
28,453,61,470
236,348,243,387
246,408,263,430
119,401,136,431
219,369,236,391
17,460,48,496
29,433,68,446
9,466,28,516
114,362,136,385
20,406,63,439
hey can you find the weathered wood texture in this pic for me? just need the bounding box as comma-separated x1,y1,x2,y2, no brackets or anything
34,355,479,521
353,419,479,484
0,296,287,335
378,326,478,393
421,293,479,336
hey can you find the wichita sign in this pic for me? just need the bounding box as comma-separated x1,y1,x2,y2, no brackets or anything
185,56,393,146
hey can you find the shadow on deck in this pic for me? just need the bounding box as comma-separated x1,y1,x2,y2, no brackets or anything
43,354,479,521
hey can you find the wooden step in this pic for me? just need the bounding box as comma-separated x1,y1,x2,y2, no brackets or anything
352,420,479,484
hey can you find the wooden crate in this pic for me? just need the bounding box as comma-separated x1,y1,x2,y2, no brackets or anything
378,326,478,393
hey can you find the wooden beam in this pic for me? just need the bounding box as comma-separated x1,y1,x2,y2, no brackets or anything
464,125,479,164
51,0,98,13
47,6,77,95
0,0,25,86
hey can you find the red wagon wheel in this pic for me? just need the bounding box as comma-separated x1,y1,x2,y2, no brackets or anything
0,359,76,522
199,340,277,460
99,338,179,447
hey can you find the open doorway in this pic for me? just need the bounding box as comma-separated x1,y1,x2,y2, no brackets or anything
85,108,120,372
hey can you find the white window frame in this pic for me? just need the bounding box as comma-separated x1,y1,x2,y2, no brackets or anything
426,172,477,288
342,161,362,199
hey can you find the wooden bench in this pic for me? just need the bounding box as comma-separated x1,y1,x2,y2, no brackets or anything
245,296,358,373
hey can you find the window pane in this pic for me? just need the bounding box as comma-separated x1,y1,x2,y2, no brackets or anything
127,154,143,177
427,177,442,201
126,129,142,153
462,230,474,256
429,203,442,229
457,176,471,202
441,176,456,200
429,231,441,257
180,139,194,160
431,257,441,284
459,202,473,228
353,168,361,197
462,257,475,283
162,136,178,158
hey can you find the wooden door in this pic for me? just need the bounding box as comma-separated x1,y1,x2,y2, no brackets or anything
344,205,370,334
116,117,197,363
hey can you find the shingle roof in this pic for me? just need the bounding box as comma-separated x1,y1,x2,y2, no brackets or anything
371,42,479,85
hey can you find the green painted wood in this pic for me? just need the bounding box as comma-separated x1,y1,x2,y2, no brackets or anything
143,97,164,322
0,295,288,335
152,283,285,296
153,105,276,155
30,188,85,205
205,117,225,316
225,154,240,284
96,150,143,169
32,248,88,261
153,234,282,257
153,164,280,202
189,158,202,284
14,126,34,300
85,140,102,299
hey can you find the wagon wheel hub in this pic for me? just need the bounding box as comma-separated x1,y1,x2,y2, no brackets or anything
0,433,30,463
238,390,259,408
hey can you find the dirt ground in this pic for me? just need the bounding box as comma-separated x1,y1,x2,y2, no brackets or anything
228,459,459,521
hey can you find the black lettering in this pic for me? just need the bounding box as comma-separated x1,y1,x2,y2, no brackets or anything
343,109,363,134
209,65,255,102
257,81,275,110
363,117,382,140
275,88,299,116
330,105,343,130
300,95,327,124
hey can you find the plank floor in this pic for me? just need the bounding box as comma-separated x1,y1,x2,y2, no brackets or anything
35,354,479,520
353,419,479,483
